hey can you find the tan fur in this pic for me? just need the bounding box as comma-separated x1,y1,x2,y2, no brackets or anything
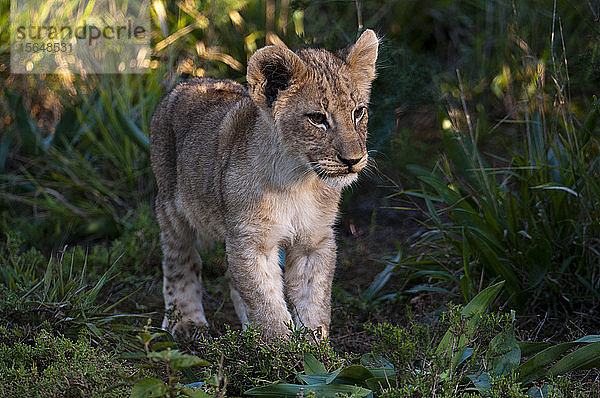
150,30,378,338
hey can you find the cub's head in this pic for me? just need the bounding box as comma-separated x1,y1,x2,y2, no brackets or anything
247,30,378,188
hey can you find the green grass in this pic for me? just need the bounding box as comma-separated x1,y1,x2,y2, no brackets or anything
391,66,600,313
364,0,600,318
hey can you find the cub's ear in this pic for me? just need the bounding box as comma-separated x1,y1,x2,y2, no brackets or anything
247,45,306,110
346,29,379,82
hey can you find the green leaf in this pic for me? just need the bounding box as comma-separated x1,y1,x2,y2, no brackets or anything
461,280,505,320
489,326,521,377
363,263,395,300
583,95,599,134
456,347,474,367
147,350,170,361
119,352,147,360
525,233,552,288
365,377,393,392
575,275,600,301
42,259,54,299
295,372,328,385
114,103,150,151
170,354,210,371
547,342,600,377
410,270,460,284
151,341,177,351
53,106,80,148
130,378,167,398
466,237,521,295
461,228,472,300
442,130,476,182
404,285,455,295
244,383,372,397
531,184,579,197
303,353,327,374
9,93,42,156
574,335,600,343
81,0,96,20
149,332,166,341
516,342,579,384
435,330,453,357
437,281,505,358
518,341,552,357
369,367,395,379
330,365,376,386
85,322,103,338
467,372,492,393
517,331,600,382
360,354,394,370
451,335,470,367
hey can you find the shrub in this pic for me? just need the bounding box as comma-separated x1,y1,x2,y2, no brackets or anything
0,327,136,397
368,283,600,397
193,325,346,396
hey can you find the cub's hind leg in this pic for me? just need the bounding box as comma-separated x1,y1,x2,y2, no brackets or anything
156,199,208,335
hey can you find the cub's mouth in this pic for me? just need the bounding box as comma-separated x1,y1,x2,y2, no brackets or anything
311,155,368,188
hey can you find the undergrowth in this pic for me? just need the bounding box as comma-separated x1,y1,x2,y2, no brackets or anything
368,0,600,322
0,326,138,398
195,326,345,396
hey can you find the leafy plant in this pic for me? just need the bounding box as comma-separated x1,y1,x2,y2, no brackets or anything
244,352,390,397
0,226,156,354
192,325,345,396
381,50,600,312
123,319,211,398
370,282,600,396
0,238,150,397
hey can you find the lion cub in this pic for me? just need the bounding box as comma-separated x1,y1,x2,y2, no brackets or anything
150,30,378,338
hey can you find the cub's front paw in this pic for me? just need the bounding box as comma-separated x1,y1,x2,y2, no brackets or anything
162,312,208,339
249,316,294,339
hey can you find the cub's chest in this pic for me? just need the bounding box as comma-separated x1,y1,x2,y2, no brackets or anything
261,184,336,241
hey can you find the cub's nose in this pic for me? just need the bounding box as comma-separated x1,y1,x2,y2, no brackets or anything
337,155,362,167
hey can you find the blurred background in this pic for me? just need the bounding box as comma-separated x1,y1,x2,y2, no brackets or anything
1,0,599,351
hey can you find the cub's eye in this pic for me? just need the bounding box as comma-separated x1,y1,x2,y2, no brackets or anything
307,113,329,129
353,106,367,123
